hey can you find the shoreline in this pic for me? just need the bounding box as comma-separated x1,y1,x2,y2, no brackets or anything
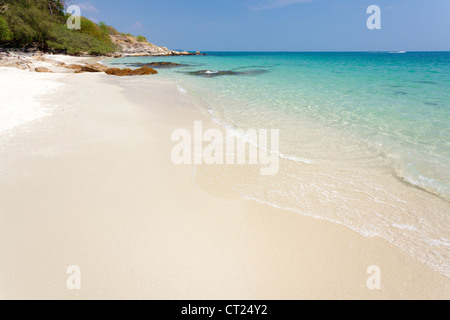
112,53,450,279
0,58,449,299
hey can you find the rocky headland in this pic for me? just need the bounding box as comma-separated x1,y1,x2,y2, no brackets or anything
109,34,204,57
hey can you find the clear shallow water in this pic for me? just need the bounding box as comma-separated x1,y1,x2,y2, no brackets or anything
105,52,450,277
108,52,450,200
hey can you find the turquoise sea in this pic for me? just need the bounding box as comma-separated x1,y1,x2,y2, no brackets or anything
105,52,450,277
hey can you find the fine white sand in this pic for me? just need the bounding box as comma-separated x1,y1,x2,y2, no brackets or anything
0,68,64,133
0,54,89,133
0,63,449,300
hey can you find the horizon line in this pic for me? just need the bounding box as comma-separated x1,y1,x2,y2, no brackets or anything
190,50,450,53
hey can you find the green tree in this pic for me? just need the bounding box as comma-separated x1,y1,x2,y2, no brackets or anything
0,0,119,55
46,0,65,17
0,16,11,42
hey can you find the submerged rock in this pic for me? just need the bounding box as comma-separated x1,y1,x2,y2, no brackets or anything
190,70,237,77
184,69,269,77
414,80,438,85
125,62,189,69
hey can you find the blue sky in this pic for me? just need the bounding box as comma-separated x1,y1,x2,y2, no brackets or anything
73,0,450,51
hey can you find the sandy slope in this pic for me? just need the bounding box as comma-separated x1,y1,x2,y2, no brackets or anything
0,66,448,299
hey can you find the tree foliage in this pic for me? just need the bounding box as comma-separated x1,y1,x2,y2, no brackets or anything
137,35,147,43
0,0,119,55
0,16,10,40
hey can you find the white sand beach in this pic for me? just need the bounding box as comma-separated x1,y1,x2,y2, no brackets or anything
0,57,449,299
0,68,62,133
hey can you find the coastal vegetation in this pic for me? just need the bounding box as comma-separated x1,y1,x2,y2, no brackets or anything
136,35,147,43
0,0,119,55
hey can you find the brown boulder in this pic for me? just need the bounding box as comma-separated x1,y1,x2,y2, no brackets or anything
104,68,132,76
105,66,158,76
65,63,108,73
79,65,101,72
35,66,52,73
145,62,187,68
66,64,83,71
86,63,109,72
130,67,158,75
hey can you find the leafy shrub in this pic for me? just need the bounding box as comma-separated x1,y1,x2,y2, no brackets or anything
48,24,117,55
79,17,109,41
99,22,120,36
2,0,55,46
0,16,11,42
106,25,120,35
98,22,108,34
137,35,147,43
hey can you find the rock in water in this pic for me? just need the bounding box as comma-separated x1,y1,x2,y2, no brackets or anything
125,62,189,69
130,67,158,75
105,67,158,76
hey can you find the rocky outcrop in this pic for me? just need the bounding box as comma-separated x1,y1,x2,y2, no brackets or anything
110,35,203,57
35,66,52,73
0,52,33,71
0,53,70,72
0,51,158,76
80,63,109,73
105,67,158,76
65,62,157,76
35,56,66,67
66,64,83,71
87,63,109,72
66,63,109,73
